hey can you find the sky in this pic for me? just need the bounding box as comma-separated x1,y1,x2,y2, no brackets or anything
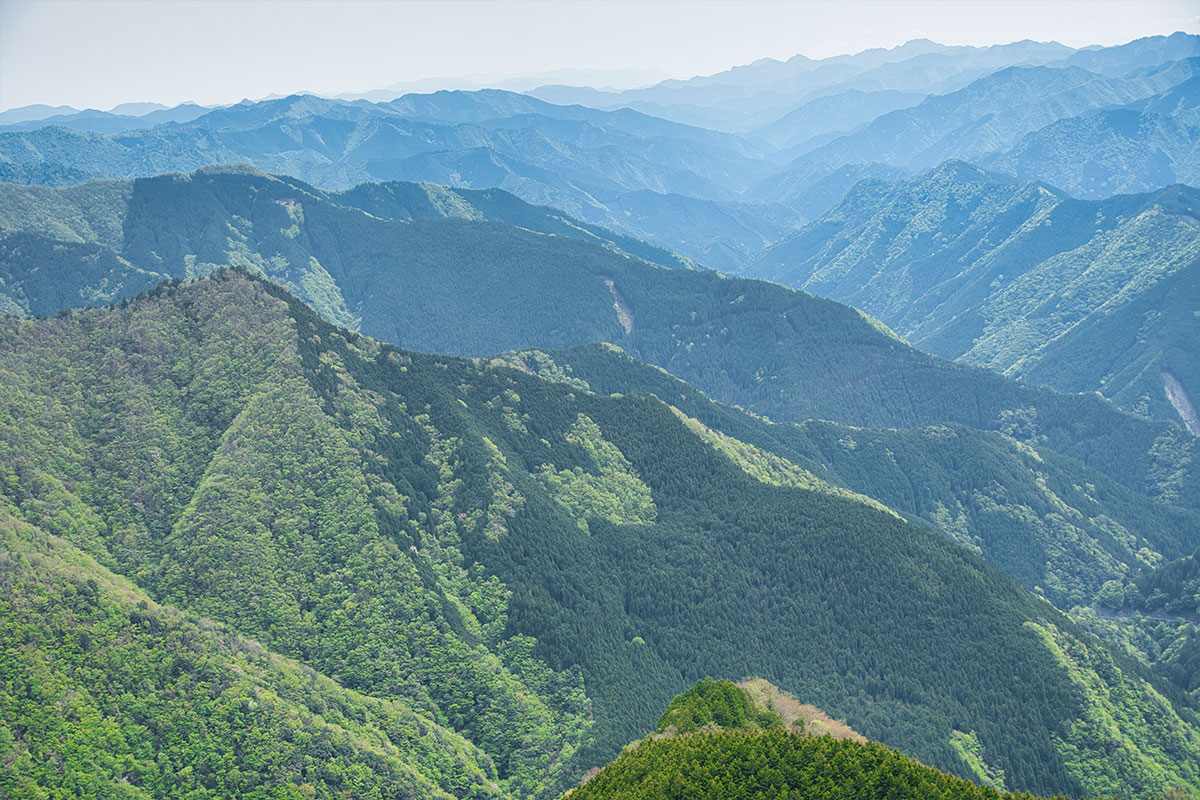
1,0,1197,111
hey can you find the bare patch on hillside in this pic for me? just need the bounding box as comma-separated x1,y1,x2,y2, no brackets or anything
738,678,865,741
1163,370,1199,436
602,277,634,334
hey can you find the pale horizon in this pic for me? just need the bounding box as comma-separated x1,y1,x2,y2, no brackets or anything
1,0,1198,112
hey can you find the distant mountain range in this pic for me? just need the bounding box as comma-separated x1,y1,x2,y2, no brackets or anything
0,91,789,270
2,34,1196,273
529,37,1077,132
987,75,1200,197
0,101,213,132
753,57,1198,212
744,161,1200,430
528,32,1199,133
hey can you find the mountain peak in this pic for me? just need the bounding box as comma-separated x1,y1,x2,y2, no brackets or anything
193,162,277,180
925,159,1003,184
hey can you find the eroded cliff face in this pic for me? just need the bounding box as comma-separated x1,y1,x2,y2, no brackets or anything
1163,370,1200,436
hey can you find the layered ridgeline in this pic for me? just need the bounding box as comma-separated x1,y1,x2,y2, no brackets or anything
565,679,1069,799
2,36,1196,271
531,34,1197,134
4,272,1200,798
745,162,1200,430
492,342,1200,611
746,55,1199,219
987,75,1200,199
0,168,1196,515
0,90,793,270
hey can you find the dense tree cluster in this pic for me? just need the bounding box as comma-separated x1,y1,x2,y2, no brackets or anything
564,677,1088,800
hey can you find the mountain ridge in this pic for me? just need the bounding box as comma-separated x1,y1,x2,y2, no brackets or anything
4,269,1200,797
744,165,1200,428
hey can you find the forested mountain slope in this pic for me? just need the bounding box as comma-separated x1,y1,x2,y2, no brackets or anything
496,343,1200,610
0,508,507,799
1,168,1196,513
3,271,1199,798
986,76,1200,198
6,168,1198,663
745,163,1200,428
1074,547,1200,705
0,274,591,798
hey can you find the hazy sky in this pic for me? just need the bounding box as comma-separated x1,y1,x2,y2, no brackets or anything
2,0,1197,111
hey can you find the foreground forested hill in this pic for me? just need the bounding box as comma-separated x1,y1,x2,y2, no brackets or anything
2,272,1199,798
564,680,1077,800
0,508,507,800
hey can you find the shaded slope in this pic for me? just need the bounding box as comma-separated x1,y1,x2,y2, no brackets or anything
499,343,1200,609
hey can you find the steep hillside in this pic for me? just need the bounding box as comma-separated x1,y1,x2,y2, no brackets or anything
2,169,1197,512
1075,547,1200,703
744,164,1200,428
0,508,505,799
3,272,1200,798
497,343,1200,609
986,78,1200,198
0,273,591,798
